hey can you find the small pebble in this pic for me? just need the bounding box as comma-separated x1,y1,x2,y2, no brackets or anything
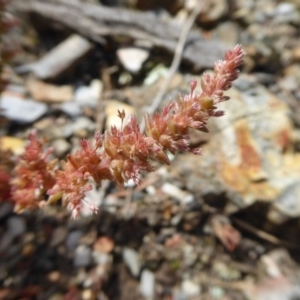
140,269,155,299
52,138,71,157
74,245,92,267
122,247,141,277
117,47,149,73
66,230,83,251
181,280,201,297
7,216,26,237
51,227,68,247
0,93,47,123
209,286,225,298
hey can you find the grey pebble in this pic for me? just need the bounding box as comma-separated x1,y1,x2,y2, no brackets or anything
0,95,47,123
66,230,83,251
140,269,155,299
122,247,141,277
74,245,92,267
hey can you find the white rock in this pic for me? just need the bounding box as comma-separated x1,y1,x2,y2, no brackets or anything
274,3,300,23
30,34,93,80
274,182,300,218
181,280,201,297
276,3,295,15
209,286,225,298
117,47,149,73
122,247,141,277
63,116,96,137
144,64,168,86
74,245,92,267
93,252,112,265
184,0,198,11
161,183,194,204
60,102,81,117
0,94,47,123
82,289,94,300
140,269,155,299
90,79,102,99
124,179,136,188
172,289,188,300
74,79,103,107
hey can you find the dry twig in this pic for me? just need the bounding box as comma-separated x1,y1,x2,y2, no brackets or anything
140,0,208,131
232,217,300,250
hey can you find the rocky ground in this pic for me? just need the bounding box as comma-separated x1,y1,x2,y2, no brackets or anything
1,0,300,299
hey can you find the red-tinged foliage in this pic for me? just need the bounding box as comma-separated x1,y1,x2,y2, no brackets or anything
104,114,157,185
47,159,95,219
10,131,56,212
5,45,245,217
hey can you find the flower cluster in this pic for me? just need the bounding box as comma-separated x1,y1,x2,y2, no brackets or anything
5,45,245,217
10,131,56,212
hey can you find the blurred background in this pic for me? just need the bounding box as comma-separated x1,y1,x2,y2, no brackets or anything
1,0,300,299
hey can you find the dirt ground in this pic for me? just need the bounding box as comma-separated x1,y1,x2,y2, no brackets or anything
1,0,300,299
